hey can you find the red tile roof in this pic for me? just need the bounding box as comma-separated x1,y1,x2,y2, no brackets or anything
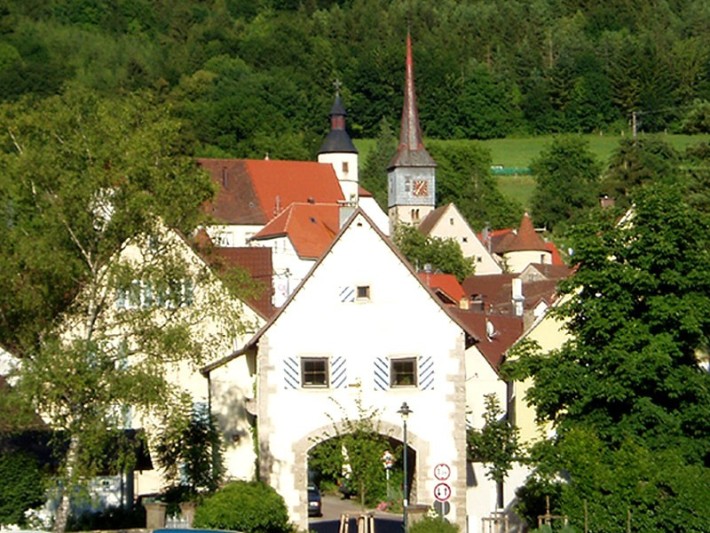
495,212,548,253
252,203,341,260
462,274,562,315
194,242,275,319
198,159,344,225
448,309,524,371
417,271,466,304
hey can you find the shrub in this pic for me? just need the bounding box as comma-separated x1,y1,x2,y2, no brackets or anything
0,450,46,526
193,480,290,533
410,515,459,533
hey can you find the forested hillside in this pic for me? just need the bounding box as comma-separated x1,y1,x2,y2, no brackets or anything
1,0,709,159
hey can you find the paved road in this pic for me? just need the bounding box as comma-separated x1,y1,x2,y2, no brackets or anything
309,495,403,533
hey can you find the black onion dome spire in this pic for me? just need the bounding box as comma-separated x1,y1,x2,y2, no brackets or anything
318,89,358,155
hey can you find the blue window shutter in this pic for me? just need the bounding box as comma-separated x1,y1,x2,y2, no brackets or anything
339,286,355,302
331,356,347,388
419,356,434,390
283,357,299,389
374,357,389,390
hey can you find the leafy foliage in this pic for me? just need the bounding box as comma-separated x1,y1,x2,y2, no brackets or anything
506,183,710,531
429,141,522,230
2,0,709,144
155,402,225,497
193,480,291,533
393,224,474,282
409,514,460,533
466,394,521,483
0,86,250,532
308,398,394,509
601,136,681,207
530,136,601,232
0,450,46,526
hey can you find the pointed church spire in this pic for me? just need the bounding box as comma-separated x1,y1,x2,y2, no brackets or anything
389,32,435,169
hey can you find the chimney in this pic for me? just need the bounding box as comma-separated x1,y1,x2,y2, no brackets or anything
459,297,470,310
512,278,524,316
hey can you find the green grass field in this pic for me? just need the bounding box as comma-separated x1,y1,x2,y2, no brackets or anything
355,133,710,209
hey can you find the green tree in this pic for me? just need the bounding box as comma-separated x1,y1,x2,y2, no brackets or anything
155,402,225,499
530,136,601,232
601,136,680,207
428,141,522,230
466,394,521,485
507,183,710,531
360,117,395,210
393,224,474,282
308,398,392,509
0,87,249,533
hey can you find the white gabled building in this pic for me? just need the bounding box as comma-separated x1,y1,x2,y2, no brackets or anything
418,203,502,275
207,209,486,531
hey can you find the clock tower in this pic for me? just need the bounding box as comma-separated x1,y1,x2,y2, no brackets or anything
387,32,436,232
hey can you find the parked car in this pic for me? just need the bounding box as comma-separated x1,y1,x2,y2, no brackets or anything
308,485,322,517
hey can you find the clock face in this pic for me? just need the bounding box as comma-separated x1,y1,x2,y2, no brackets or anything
412,179,428,197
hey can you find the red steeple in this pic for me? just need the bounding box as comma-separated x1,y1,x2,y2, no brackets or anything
389,32,435,169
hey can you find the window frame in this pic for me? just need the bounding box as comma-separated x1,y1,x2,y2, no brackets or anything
390,357,418,388
301,357,330,388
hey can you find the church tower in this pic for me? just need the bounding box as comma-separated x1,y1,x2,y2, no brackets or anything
318,88,359,203
387,32,436,232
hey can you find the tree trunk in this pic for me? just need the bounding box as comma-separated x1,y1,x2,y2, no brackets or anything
53,435,80,533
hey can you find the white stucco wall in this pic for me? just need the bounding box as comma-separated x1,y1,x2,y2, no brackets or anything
424,205,502,276
205,224,263,248
250,236,315,308
464,346,507,430
318,152,359,202
501,250,552,274
358,196,390,236
256,213,468,532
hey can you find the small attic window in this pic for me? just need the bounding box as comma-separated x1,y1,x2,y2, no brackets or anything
342,161,349,173
450,217,454,225
356,285,370,300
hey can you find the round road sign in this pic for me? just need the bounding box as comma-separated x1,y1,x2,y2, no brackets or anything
434,482,451,502
434,463,451,480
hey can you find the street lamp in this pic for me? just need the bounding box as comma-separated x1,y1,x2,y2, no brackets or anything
398,402,412,533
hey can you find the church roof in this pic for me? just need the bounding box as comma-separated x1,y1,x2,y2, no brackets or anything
251,202,340,260
199,158,345,225
318,93,357,155
388,32,436,170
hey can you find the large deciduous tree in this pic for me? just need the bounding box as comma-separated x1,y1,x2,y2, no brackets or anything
0,87,249,532
507,183,710,531
529,136,601,232
393,224,475,282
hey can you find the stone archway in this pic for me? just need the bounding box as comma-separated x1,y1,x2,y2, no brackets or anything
284,419,427,530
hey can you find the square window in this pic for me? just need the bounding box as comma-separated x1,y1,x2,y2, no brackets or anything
356,285,370,300
390,358,417,387
301,358,329,388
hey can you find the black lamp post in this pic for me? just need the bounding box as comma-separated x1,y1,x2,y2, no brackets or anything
398,402,412,532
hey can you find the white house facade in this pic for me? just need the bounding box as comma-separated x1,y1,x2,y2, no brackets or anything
215,210,470,531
